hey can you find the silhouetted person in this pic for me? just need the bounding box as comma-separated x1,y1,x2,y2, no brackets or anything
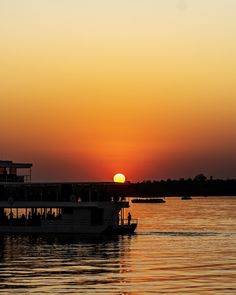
128,212,131,225
3,212,8,225
47,211,51,220
113,194,119,202
21,213,26,220
9,210,13,225
9,211,13,220
20,214,26,225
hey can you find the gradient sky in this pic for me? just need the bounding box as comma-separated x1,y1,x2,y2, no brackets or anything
1,0,236,181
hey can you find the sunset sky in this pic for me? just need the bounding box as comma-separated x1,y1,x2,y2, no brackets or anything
1,0,236,182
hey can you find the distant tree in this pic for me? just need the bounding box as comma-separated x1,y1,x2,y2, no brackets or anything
194,174,207,182
179,178,185,181
143,180,152,184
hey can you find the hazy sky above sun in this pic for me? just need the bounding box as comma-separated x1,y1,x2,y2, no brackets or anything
1,0,236,181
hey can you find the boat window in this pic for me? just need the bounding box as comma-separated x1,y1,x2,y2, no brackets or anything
61,184,73,201
91,208,104,225
62,207,74,214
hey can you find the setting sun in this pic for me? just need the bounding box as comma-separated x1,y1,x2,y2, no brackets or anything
113,173,126,183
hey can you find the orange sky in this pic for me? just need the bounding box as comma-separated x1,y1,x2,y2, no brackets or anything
1,0,236,181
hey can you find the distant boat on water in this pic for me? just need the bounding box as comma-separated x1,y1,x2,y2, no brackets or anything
181,196,192,200
132,198,166,203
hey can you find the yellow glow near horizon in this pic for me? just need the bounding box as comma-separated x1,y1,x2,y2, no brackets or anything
113,173,126,183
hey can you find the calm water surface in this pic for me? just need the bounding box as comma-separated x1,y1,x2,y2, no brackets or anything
0,197,236,294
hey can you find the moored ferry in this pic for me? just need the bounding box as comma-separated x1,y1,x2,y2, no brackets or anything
0,160,137,234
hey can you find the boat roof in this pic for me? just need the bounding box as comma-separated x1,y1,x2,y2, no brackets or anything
0,160,32,169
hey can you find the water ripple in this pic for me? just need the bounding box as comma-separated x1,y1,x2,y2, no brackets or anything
0,197,236,294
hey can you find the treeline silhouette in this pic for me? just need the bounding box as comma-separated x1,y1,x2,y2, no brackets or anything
112,174,236,197
1,174,236,199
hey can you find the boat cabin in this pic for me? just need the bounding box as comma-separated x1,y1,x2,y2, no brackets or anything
0,160,32,183
0,182,137,234
0,160,137,234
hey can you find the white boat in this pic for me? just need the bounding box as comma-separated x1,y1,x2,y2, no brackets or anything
0,161,137,235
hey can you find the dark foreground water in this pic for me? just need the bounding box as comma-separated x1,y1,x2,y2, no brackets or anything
0,197,236,294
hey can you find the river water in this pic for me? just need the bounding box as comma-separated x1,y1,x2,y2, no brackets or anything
0,197,236,294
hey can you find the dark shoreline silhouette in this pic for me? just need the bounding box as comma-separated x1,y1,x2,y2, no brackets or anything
123,174,236,197
1,174,236,201
105,174,236,197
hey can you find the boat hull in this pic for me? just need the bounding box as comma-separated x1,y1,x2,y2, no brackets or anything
0,223,137,235
0,225,109,234
102,223,137,235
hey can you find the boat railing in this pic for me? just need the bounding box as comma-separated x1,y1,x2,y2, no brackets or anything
119,218,138,225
